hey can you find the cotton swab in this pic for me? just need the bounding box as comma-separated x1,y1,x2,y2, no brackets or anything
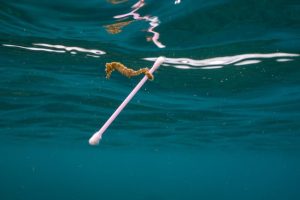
89,56,165,145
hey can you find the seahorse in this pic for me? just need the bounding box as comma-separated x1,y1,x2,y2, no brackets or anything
105,62,154,80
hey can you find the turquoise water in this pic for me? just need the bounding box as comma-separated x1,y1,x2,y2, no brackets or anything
1,0,300,199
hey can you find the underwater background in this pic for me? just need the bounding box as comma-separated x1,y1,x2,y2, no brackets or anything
1,0,300,199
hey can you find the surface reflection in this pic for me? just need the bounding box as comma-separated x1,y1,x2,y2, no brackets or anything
107,0,128,4
104,20,133,34
144,53,299,69
113,0,165,48
2,43,106,57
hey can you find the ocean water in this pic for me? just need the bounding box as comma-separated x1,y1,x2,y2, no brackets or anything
1,0,300,199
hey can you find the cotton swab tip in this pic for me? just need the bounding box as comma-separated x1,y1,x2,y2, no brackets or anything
89,133,101,145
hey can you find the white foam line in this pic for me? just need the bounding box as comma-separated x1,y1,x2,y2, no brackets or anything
234,60,261,66
276,58,293,62
201,66,223,69
33,43,106,55
173,65,193,69
3,44,66,53
144,52,299,69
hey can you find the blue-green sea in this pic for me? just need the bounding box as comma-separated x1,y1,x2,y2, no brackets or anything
1,0,300,199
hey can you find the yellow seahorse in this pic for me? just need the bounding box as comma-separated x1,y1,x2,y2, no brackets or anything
105,62,154,80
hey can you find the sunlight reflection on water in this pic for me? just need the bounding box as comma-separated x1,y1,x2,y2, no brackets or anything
144,53,299,69
2,43,106,58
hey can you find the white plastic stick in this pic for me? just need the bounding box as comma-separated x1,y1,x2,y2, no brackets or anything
89,56,165,145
